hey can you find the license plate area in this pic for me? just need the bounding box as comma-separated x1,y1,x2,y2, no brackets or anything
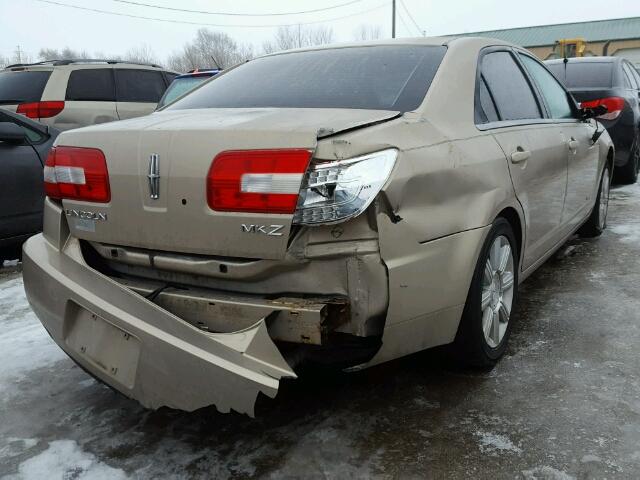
64,302,140,389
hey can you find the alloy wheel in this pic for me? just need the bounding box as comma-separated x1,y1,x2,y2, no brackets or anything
481,235,515,348
598,168,610,230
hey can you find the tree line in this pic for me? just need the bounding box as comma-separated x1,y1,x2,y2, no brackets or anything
0,24,383,71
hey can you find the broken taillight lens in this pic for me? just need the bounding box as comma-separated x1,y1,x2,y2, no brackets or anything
293,149,398,225
207,149,312,213
44,146,111,203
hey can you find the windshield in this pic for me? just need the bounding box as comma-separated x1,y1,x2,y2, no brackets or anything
0,70,51,104
546,61,614,89
167,45,447,112
158,76,212,108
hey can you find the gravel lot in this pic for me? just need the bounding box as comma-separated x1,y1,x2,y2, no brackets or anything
1,183,640,479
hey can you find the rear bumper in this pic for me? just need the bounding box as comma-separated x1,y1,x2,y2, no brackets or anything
22,233,296,416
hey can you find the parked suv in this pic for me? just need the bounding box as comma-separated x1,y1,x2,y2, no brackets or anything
546,57,640,183
0,60,178,131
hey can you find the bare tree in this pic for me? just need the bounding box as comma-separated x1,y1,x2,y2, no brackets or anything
39,47,90,60
124,44,159,65
262,25,334,54
1,51,33,67
167,29,253,72
353,24,383,41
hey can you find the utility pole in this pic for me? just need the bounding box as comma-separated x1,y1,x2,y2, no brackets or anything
15,45,22,63
391,0,396,39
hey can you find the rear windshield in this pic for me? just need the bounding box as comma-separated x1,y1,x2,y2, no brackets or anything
0,70,51,103
159,76,211,108
546,61,614,89
167,46,447,112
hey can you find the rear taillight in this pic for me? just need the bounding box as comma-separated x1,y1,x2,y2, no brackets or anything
17,101,65,119
207,149,311,213
580,97,625,120
44,146,111,203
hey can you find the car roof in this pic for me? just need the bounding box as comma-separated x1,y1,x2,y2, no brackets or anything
258,36,516,58
4,59,167,70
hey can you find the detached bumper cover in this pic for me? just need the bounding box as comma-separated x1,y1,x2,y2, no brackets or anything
22,234,296,416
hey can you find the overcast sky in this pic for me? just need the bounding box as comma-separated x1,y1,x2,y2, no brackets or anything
2,0,640,63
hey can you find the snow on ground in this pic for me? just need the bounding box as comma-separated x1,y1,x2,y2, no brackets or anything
521,466,576,480
0,274,66,402
1,440,128,480
474,431,522,455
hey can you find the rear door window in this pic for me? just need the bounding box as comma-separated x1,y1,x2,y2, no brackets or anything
66,69,115,101
115,69,167,103
519,54,574,119
479,51,542,122
0,70,51,103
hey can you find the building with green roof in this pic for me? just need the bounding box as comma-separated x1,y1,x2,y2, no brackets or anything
449,16,640,66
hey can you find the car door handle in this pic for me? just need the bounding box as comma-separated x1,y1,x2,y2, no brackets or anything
568,139,579,152
510,148,531,164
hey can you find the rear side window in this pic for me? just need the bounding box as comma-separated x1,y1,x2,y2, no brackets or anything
519,54,574,119
115,70,167,103
168,46,447,112
479,51,542,122
478,76,499,122
0,71,51,103
546,62,614,89
66,69,115,101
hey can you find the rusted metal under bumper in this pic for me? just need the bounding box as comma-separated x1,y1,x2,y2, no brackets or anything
22,234,297,416
118,278,349,346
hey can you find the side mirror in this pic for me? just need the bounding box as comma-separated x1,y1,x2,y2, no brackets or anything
579,105,608,120
0,122,26,144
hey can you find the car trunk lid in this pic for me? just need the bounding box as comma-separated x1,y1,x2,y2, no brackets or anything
58,108,399,260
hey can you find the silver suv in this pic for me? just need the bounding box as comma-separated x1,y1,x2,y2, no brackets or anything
0,60,178,131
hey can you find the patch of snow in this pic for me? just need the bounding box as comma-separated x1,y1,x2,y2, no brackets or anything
412,398,440,408
2,440,128,480
522,466,576,480
0,276,67,399
580,454,601,463
474,431,522,455
609,223,640,243
0,438,39,460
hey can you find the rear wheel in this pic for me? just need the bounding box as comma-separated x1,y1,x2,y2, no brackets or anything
616,139,639,184
453,218,518,367
579,164,611,238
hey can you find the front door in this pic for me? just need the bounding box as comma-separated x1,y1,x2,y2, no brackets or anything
517,52,601,231
477,49,568,270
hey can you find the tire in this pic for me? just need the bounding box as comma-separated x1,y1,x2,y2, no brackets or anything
579,164,611,238
616,139,639,184
453,218,518,368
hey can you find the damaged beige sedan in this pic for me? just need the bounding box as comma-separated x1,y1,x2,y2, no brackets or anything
23,37,614,416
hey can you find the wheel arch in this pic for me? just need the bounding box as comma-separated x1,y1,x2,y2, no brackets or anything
496,206,524,262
